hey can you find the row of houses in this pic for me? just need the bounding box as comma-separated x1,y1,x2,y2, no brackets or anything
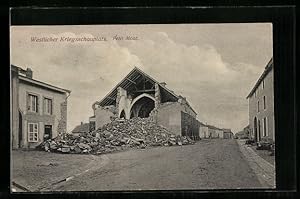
199,123,233,139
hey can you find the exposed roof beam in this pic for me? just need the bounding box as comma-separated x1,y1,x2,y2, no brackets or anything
126,78,136,84
133,89,155,93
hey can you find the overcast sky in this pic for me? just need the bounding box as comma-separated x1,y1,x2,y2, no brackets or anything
10,24,273,133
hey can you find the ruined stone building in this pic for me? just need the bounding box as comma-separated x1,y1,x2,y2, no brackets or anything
11,65,71,149
247,58,274,142
90,67,199,139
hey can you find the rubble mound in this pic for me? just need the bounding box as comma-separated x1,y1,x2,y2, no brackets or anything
39,117,195,154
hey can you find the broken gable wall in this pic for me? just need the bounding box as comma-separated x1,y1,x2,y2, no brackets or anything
95,105,116,129
155,101,197,136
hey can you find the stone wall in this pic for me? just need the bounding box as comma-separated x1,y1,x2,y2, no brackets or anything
57,100,67,135
154,83,161,108
11,70,19,149
95,107,115,129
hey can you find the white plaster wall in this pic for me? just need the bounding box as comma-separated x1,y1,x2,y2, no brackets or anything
18,81,67,148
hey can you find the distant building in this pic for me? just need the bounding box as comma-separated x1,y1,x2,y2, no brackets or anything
199,122,209,138
223,128,233,139
234,131,248,139
207,125,219,138
11,65,71,149
246,58,274,142
72,122,90,136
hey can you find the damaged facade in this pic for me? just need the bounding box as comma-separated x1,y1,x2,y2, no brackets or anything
91,67,199,139
247,58,274,142
11,65,71,149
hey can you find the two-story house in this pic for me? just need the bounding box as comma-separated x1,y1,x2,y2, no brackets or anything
11,65,71,149
246,58,274,142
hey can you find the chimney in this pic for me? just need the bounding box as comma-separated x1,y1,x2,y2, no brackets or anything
160,82,167,87
81,121,83,125
26,68,33,79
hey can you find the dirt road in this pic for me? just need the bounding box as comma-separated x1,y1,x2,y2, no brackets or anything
52,139,261,191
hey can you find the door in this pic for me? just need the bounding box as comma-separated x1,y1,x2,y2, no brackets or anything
44,125,52,140
258,120,261,141
254,117,258,142
18,111,22,147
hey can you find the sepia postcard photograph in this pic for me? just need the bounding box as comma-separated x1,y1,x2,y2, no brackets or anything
10,23,275,192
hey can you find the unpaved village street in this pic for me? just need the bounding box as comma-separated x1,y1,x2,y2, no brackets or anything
48,139,262,191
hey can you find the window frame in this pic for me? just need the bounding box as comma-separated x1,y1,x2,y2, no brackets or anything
263,117,268,137
43,97,53,115
28,122,39,142
263,96,266,110
27,93,39,113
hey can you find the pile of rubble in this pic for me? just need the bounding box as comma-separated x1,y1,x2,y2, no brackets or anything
38,117,195,154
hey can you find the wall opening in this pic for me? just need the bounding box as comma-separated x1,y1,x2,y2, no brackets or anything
18,110,22,148
254,117,258,142
120,110,126,119
130,97,155,118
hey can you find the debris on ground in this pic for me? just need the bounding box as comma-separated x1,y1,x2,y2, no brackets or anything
256,136,274,151
38,117,195,154
37,162,59,167
245,139,255,145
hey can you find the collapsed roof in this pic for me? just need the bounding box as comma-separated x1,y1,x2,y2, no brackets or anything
94,67,196,115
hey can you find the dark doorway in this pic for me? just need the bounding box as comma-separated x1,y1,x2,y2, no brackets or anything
120,110,126,119
254,117,258,142
130,111,134,119
18,111,22,147
138,100,154,118
130,97,155,118
258,120,261,141
44,125,52,140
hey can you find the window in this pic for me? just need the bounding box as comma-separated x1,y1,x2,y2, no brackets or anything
263,96,266,110
28,123,38,142
257,101,260,112
44,98,53,115
254,90,257,98
28,94,38,112
262,80,265,89
263,117,268,137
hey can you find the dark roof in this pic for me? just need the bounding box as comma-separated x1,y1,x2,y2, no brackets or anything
222,128,232,133
206,125,221,130
72,123,90,133
198,121,206,126
246,58,273,99
94,67,197,115
235,131,247,136
12,65,71,94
